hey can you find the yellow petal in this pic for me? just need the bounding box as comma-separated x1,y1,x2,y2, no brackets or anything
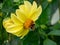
6,25,23,34
24,1,31,10
16,9,27,23
31,1,37,11
3,18,24,37
24,1,32,17
13,28,24,37
19,5,25,11
33,1,37,7
19,5,26,15
20,30,29,39
30,5,42,21
19,29,29,39
24,1,31,6
29,1,37,17
3,18,14,28
11,13,23,25
19,1,32,18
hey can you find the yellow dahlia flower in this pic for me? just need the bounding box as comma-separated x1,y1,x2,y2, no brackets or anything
3,1,42,39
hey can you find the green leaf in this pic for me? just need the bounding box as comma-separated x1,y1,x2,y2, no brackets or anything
48,30,60,36
2,0,13,12
52,23,60,30
23,30,40,45
43,39,57,45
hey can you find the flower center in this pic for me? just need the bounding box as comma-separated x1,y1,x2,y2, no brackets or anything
24,19,34,29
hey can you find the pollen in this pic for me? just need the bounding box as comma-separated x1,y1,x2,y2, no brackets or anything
24,19,34,29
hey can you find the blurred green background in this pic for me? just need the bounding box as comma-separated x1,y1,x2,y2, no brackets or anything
0,0,60,45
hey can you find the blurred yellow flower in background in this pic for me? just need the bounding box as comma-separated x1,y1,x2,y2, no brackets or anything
3,1,42,39
47,0,52,3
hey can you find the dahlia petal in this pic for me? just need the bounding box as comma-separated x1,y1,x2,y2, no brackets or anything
24,1,32,17
30,5,42,21
3,18,14,28
29,1,37,17
13,28,24,37
16,9,27,23
19,5,25,11
11,13,23,25
6,25,23,33
20,29,29,39
32,1,37,9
